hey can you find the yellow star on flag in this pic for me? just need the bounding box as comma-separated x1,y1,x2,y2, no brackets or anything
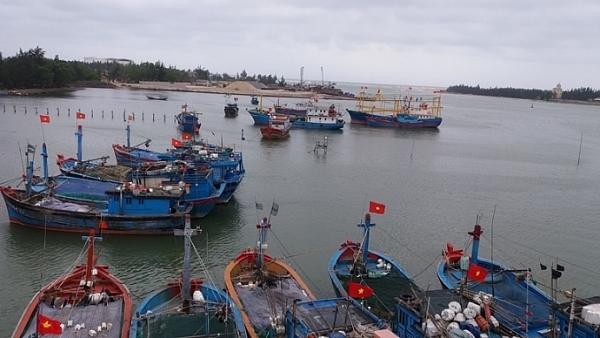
358,287,364,294
42,321,52,329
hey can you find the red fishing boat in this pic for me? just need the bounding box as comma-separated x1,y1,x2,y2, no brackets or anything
12,230,132,337
260,114,291,140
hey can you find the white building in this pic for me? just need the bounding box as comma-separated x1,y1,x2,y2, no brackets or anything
84,57,134,65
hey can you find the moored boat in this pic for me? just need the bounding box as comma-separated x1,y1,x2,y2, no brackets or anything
130,216,247,338
224,206,315,338
224,102,239,117
260,114,291,139
246,107,272,125
146,93,168,100
292,104,345,130
176,104,201,133
365,113,440,128
328,205,419,320
12,230,132,337
250,96,259,105
437,220,555,334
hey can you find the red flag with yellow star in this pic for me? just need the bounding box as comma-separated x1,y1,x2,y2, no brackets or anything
467,263,488,282
348,281,374,299
38,314,62,334
369,201,385,214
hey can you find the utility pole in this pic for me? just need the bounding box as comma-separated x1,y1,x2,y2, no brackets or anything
300,67,304,87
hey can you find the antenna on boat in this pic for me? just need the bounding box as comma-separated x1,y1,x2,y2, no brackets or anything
174,215,199,313
490,206,496,297
577,132,583,166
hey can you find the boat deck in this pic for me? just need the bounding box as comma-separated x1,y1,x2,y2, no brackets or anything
234,277,311,330
294,298,378,333
24,300,123,338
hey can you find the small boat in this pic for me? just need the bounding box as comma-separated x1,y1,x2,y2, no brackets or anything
12,230,132,337
224,103,239,117
130,216,248,338
176,104,201,133
146,93,168,100
329,210,419,319
250,96,259,105
283,297,388,338
437,220,555,334
224,206,315,338
292,104,345,130
260,114,291,140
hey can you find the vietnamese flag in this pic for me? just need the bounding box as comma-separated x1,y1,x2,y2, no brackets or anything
369,201,385,214
38,314,62,334
76,112,86,119
172,138,182,147
40,115,50,123
347,281,374,299
467,263,488,282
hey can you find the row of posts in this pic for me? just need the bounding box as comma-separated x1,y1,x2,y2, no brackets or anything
1,105,171,122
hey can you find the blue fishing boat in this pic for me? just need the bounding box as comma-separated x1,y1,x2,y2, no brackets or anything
246,107,272,125
328,211,419,320
365,114,440,128
292,104,345,130
437,221,555,335
224,205,316,338
283,297,389,338
177,104,201,133
130,216,247,338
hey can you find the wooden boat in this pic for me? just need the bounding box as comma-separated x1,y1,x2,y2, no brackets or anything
437,220,555,335
176,104,201,133
224,103,239,117
130,216,247,338
260,114,291,140
292,104,345,130
283,297,388,338
347,89,443,127
250,96,259,105
12,230,132,337
246,107,272,125
224,209,315,338
146,93,168,100
328,212,419,320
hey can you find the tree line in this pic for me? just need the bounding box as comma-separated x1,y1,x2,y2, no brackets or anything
0,46,286,90
446,84,600,102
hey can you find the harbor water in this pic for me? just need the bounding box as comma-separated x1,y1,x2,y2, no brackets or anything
1,85,599,336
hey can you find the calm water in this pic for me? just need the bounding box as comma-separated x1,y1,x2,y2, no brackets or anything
1,86,600,336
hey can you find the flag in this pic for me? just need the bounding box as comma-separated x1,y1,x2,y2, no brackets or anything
525,310,533,317
27,143,36,154
552,269,562,279
76,112,86,119
270,202,279,216
255,202,263,210
540,263,547,270
467,263,488,282
182,133,192,140
556,264,565,272
172,138,182,147
39,115,50,123
181,104,187,109
347,281,374,299
369,201,385,214
128,115,133,121
38,314,62,334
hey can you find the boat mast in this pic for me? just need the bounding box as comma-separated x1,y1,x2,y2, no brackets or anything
175,215,199,312
126,124,131,149
76,125,83,163
42,143,48,182
256,217,270,270
359,213,375,264
468,223,483,265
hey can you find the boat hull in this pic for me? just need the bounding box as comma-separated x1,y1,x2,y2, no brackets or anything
292,120,344,130
246,109,270,125
224,104,239,117
0,187,189,235
348,109,442,128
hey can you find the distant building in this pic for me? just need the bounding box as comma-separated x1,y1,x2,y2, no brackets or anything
553,83,563,99
84,57,134,65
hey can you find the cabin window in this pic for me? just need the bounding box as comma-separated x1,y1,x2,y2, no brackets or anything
138,199,144,205
126,197,132,204
113,195,119,202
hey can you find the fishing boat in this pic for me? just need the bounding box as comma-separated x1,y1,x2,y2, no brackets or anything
292,104,345,130
130,216,247,338
246,107,272,125
224,103,239,117
12,230,132,337
437,220,555,335
347,89,443,128
283,297,389,338
260,114,291,140
224,205,315,338
1,144,193,234
250,96,259,105
328,209,419,320
177,104,201,133
146,93,168,100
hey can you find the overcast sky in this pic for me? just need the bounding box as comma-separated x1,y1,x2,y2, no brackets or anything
2,0,599,90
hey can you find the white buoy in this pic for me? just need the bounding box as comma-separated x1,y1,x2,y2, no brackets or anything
448,301,462,313
441,308,456,321
193,290,205,303
88,329,98,337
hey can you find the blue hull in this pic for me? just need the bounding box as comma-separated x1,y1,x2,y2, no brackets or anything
246,109,270,125
131,281,247,338
292,120,344,130
176,113,200,133
1,187,188,235
347,109,442,128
